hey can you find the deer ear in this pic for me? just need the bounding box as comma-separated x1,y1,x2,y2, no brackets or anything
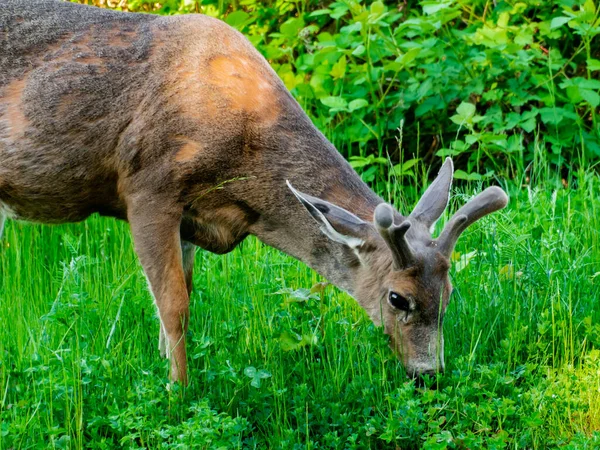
287,181,367,249
410,158,453,230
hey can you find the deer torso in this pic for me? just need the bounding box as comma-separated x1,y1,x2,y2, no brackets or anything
0,1,380,262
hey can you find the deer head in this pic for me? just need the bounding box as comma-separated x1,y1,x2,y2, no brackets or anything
287,158,508,378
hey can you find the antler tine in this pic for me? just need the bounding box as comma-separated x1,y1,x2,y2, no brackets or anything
374,203,415,269
437,186,508,256
409,157,453,228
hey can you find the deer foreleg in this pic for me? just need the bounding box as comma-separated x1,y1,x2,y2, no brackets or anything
159,240,195,358
129,199,190,385
181,240,196,297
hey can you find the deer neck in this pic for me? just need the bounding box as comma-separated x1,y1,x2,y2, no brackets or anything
246,122,382,294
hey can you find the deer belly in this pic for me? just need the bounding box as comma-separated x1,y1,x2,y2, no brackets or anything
0,168,123,224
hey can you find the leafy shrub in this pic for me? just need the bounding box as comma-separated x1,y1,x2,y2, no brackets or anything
74,0,600,179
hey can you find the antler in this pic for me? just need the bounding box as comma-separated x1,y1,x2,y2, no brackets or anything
409,158,453,229
437,186,508,256
372,158,454,270
374,203,414,269
372,159,508,269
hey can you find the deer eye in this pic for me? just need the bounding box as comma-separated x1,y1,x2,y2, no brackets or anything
388,292,410,311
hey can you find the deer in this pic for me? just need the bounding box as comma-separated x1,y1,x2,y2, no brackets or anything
0,0,508,385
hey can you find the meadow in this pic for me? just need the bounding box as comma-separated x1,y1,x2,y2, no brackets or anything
2,0,600,448
2,161,600,448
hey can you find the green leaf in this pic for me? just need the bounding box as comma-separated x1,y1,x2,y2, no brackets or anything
451,140,470,154
540,107,579,124
281,18,305,38
453,170,482,181
583,0,596,14
540,108,567,125
497,12,510,28
400,47,421,65
471,26,509,47
308,9,332,17
580,89,600,107
416,100,435,117
310,282,329,294
422,1,453,15
566,86,583,103
370,1,385,16
578,79,600,90
360,166,378,183
279,332,302,352
514,29,533,46
456,102,476,119
279,331,317,352
225,10,249,28
330,56,347,80
300,332,318,348
348,99,369,111
243,366,271,388
349,156,371,169
320,96,348,111
274,287,319,306
521,116,537,133
281,70,302,91
550,16,571,29
587,58,600,71
341,22,362,34
352,45,366,56
392,158,420,175
349,155,386,168
453,250,476,271
331,5,349,20
450,102,477,125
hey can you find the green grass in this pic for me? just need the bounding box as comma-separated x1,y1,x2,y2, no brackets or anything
1,164,599,449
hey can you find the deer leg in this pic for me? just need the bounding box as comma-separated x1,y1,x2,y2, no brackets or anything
158,320,168,358
128,200,190,385
159,240,195,357
0,200,7,240
181,240,196,297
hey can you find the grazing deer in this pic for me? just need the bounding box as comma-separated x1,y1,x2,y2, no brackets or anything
0,0,508,384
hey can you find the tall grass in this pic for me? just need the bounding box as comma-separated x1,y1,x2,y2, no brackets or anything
1,156,599,448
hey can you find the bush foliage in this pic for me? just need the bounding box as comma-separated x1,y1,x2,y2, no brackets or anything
75,0,600,180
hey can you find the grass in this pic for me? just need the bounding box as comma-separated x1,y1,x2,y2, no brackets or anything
1,161,599,449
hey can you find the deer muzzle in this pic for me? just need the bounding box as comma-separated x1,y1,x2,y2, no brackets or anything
399,328,445,379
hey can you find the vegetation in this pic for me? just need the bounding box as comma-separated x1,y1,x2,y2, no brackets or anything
2,162,600,448
78,0,600,182
2,0,600,448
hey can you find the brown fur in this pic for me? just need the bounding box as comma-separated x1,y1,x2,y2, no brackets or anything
175,139,204,163
208,54,279,124
1,78,29,141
